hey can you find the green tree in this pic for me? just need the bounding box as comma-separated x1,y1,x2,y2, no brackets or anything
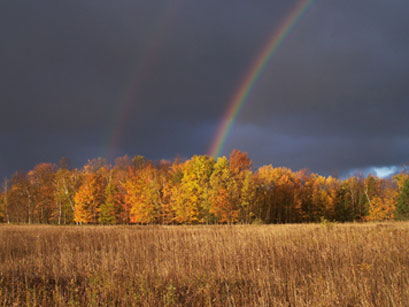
99,176,123,225
395,178,409,220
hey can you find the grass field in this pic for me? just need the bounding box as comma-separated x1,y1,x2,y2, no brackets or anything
1,223,408,306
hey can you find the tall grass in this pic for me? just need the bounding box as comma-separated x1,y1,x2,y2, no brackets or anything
0,223,408,306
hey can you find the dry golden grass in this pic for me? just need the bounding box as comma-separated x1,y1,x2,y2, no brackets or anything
0,223,408,306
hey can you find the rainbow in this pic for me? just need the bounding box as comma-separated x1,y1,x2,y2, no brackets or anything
106,1,186,160
208,0,315,157
106,35,161,160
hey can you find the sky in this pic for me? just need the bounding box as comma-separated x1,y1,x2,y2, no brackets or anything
1,0,409,178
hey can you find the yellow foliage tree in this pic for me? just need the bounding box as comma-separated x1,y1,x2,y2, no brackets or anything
169,155,215,224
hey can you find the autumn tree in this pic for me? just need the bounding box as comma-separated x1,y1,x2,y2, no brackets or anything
305,174,340,221
0,178,10,223
209,157,238,223
155,160,174,223
169,155,215,224
229,149,252,174
238,171,257,223
393,172,409,190
368,188,397,221
54,167,81,224
0,192,4,223
27,163,57,223
110,156,134,223
2,150,406,224
161,159,185,224
254,166,299,223
6,172,36,223
228,150,257,223
294,169,314,221
74,159,109,224
125,162,164,224
362,176,397,221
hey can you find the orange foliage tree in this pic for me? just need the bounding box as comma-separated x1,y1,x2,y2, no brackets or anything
74,159,109,224
125,162,164,224
2,150,408,225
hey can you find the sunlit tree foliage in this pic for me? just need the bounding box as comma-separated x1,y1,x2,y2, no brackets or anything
1,151,406,224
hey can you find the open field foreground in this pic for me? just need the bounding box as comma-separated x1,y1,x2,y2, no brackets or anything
1,223,409,306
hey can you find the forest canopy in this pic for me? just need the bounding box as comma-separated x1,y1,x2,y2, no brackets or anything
1,150,408,224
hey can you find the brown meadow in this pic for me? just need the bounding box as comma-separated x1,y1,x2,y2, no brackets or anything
0,223,408,306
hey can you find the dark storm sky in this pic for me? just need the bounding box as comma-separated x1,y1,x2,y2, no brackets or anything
1,0,409,178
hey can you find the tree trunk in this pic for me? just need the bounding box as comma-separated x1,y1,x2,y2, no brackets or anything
58,201,62,225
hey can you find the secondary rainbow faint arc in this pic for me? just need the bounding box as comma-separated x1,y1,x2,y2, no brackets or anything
106,1,186,160
208,0,315,157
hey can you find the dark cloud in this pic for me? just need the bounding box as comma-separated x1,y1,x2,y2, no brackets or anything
1,0,408,177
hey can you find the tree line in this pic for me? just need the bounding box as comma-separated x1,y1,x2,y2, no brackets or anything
1,150,409,224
